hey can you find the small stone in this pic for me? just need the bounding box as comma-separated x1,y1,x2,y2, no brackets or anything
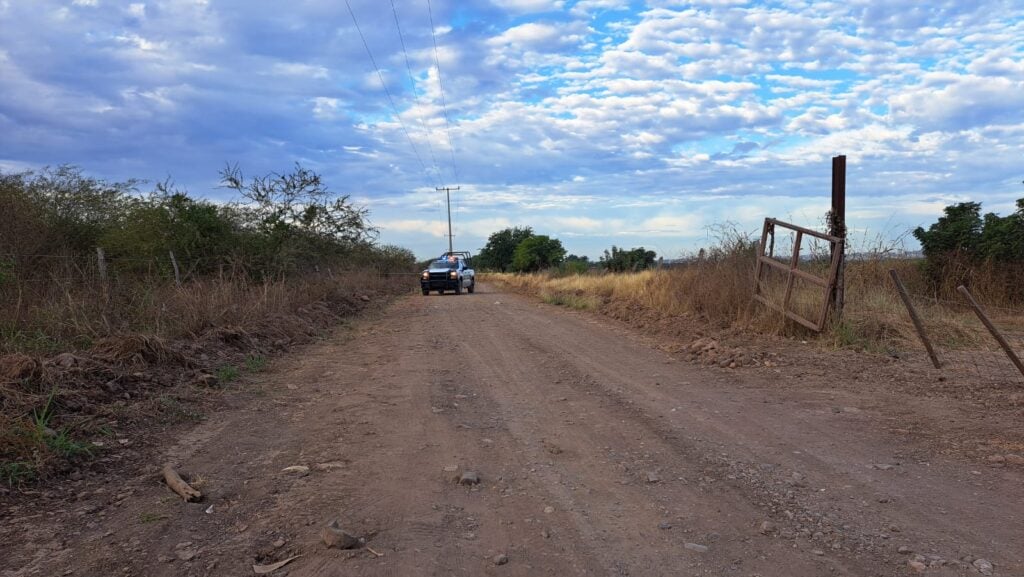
683,543,708,553
986,455,1005,464
492,553,509,566
898,546,913,554
658,522,672,530
973,559,994,576
646,472,660,483
759,521,776,535
458,471,480,485
174,548,197,561
157,555,173,563
908,560,926,573
273,538,286,548
442,465,459,472
282,465,310,476
543,506,555,514
541,529,550,539
1005,454,1024,465
322,520,359,550
315,462,346,471
871,463,896,471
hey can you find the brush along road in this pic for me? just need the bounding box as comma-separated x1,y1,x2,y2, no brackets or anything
3,284,1021,576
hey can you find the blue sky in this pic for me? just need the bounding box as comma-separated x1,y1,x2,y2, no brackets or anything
1,0,1023,259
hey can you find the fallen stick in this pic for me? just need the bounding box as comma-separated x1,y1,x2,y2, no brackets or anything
162,463,202,502
366,547,384,558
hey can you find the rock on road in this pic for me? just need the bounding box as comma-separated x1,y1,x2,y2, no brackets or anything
3,284,1022,576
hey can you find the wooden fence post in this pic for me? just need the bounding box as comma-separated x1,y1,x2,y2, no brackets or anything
169,250,181,286
957,285,1024,379
890,270,941,369
829,155,847,319
96,247,108,281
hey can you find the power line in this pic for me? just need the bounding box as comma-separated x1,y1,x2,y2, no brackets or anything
390,0,445,188
426,0,459,184
344,0,438,187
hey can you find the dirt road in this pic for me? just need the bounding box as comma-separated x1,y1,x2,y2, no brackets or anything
3,284,1022,576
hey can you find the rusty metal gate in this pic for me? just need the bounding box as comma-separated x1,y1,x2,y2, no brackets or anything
753,218,844,332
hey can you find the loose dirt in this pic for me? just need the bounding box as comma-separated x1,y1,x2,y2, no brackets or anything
2,284,1022,576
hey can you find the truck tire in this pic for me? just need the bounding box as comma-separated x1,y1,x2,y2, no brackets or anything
455,281,463,295
422,289,429,296
468,281,475,294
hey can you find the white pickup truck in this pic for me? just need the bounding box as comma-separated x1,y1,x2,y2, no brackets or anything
420,252,475,295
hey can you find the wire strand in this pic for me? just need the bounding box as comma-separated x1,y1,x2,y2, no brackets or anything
426,0,459,184
390,0,445,188
344,0,437,187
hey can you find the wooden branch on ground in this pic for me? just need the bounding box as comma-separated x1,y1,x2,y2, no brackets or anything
162,463,202,502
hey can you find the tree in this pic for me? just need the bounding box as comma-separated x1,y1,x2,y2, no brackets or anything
512,235,566,272
599,245,657,272
913,198,1024,293
220,163,375,274
476,226,534,272
912,202,983,258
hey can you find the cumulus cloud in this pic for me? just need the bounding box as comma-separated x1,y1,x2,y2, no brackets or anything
1,0,1023,258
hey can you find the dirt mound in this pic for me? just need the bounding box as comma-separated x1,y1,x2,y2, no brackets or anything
0,353,40,382
91,334,182,368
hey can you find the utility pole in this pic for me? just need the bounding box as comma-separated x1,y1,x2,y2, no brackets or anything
437,186,460,254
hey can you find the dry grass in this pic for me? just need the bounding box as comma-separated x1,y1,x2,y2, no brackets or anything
0,270,412,485
485,254,1024,354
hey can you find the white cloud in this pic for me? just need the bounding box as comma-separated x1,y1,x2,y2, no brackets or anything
272,62,330,80
490,0,564,13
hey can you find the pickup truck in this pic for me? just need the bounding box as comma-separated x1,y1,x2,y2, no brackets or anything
420,253,475,295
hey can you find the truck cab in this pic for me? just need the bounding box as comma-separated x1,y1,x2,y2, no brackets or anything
420,252,475,295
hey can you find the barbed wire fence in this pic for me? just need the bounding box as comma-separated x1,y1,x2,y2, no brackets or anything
885,269,1024,389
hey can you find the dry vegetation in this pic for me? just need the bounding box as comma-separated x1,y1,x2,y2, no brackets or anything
485,242,1024,355
0,165,418,486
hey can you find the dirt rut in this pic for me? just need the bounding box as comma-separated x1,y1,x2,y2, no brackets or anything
2,284,1021,576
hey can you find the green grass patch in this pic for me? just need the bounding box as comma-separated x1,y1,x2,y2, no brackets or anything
139,512,169,523
157,395,202,423
215,364,240,383
244,355,267,372
0,461,36,486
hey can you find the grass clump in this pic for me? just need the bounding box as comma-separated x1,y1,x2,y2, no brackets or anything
215,365,240,383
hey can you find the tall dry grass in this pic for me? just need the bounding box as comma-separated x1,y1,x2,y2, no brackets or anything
0,270,408,355
486,247,1024,353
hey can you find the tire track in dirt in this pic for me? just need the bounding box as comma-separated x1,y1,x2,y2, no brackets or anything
3,284,1022,577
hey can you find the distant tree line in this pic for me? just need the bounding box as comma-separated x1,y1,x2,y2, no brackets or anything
474,226,658,274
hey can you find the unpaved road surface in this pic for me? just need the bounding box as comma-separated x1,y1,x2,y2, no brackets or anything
3,284,1022,576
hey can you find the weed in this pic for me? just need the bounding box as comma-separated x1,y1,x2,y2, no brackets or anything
157,396,202,423
46,430,92,459
215,365,240,383
139,512,169,523
244,355,267,372
0,461,35,486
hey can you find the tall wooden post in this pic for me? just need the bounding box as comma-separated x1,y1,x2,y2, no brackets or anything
96,247,108,281
830,155,847,319
169,250,181,286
